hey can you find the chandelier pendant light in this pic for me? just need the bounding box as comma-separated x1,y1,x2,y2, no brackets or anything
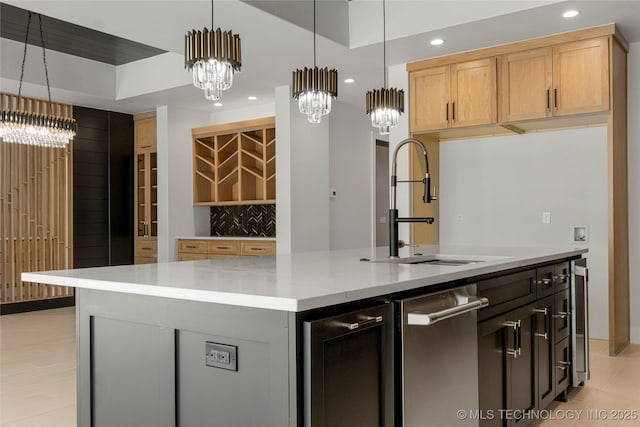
0,12,77,148
185,0,242,101
365,0,404,135
292,0,338,124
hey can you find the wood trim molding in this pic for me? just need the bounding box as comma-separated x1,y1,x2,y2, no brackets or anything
192,116,276,138
407,24,622,72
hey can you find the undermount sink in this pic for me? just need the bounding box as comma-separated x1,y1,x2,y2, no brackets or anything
372,254,512,266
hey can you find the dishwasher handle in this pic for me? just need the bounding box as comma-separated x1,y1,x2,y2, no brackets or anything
407,296,489,326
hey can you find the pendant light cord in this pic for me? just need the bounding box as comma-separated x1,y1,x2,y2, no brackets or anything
17,12,32,101
211,0,214,29
383,0,387,89
17,12,53,113
313,0,317,67
38,14,53,110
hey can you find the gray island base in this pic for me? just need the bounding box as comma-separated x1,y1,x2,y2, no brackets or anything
23,245,589,427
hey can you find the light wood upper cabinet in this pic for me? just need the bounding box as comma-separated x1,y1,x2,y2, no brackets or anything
500,48,553,122
135,115,157,151
451,58,497,128
410,58,497,133
410,66,450,132
500,38,609,122
553,38,609,116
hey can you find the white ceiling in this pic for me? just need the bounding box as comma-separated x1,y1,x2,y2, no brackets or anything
1,0,639,115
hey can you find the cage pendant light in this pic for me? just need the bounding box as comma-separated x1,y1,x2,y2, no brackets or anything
291,0,338,124
0,12,77,148
365,0,404,135
185,0,242,101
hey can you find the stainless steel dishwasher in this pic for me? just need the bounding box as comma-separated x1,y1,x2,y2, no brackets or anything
398,284,488,427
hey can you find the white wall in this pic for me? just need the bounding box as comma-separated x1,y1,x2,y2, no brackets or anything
328,101,376,250
157,105,210,262
439,127,609,339
208,103,276,126
275,86,330,253
628,42,640,344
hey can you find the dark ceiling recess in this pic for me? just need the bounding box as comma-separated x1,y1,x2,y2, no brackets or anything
0,3,166,66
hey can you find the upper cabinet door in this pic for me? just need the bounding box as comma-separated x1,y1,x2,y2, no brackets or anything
410,66,451,133
552,38,610,116
135,116,157,151
451,58,497,128
500,48,553,122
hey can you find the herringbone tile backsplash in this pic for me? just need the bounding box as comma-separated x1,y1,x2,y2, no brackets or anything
210,204,276,237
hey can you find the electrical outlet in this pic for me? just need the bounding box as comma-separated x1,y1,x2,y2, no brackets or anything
457,215,464,224
205,342,237,371
329,189,337,199
542,212,551,224
379,216,387,224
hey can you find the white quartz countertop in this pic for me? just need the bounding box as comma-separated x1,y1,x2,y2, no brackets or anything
22,245,586,312
177,236,276,241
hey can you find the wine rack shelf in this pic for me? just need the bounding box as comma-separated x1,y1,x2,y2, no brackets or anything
192,117,276,205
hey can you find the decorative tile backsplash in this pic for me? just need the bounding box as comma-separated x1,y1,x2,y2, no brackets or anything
210,204,276,237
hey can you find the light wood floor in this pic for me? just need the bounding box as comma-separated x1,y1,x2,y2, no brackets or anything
1,307,638,426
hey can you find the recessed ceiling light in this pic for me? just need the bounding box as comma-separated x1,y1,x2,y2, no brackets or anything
430,38,445,46
344,78,355,84
562,10,580,18
213,102,223,107
247,96,257,101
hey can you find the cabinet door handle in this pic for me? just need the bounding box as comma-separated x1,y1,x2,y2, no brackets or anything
537,278,552,287
553,311,570,319
533,308,549,340
546,89,551,112
557,360,571,370
553,274,568,282
452,101,456,121
554,88,558,111
503,320,521,358
446,102,449,122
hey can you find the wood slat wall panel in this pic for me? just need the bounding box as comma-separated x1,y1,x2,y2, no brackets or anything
0,92,74,305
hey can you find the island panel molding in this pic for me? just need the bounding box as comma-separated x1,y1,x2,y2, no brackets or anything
407,24,629,355
192,117,276,205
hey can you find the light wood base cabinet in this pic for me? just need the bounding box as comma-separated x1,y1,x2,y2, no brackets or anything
177,239,276,261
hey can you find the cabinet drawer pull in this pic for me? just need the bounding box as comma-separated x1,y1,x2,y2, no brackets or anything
216,246,231,250
250,247,264,251
553,311,570,319
186,245,198,249
557,361,571,370
339,315,383,330
553,274,568,282
141,247,151,251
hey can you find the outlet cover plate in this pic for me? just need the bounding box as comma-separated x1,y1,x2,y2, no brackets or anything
205,342,238,371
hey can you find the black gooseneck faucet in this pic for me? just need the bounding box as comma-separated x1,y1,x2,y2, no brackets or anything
389,138,436,258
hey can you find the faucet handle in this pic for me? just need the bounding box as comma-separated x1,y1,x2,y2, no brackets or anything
398,240,418,249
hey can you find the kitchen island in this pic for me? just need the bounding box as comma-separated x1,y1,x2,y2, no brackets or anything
22,245,588,427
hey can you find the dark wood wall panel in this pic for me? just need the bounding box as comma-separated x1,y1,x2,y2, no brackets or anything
73,106,133,268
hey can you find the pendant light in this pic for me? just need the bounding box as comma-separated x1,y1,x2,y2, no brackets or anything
0,12,77,148
366,0,404,135
185,0,242,101
292,0,338,124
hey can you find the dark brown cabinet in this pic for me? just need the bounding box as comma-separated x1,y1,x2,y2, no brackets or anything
478,261,578,427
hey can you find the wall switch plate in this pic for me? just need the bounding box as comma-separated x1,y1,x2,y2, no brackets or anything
457,215,464,224
542,212,551,224
379,216,386,224
205,342,237,371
